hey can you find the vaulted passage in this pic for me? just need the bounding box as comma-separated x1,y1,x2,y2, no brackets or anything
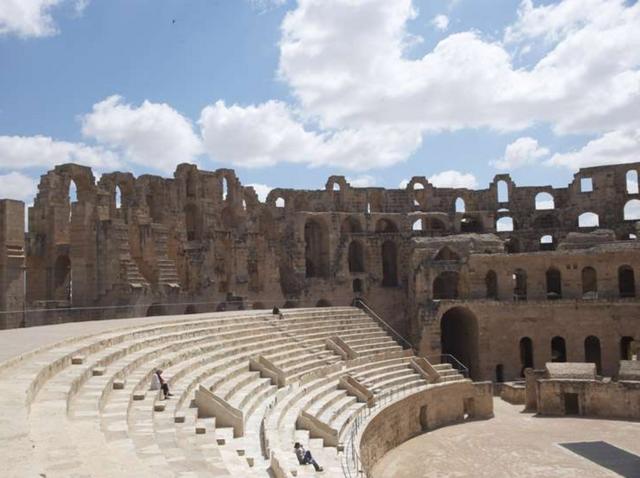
440,307,479,379
618,265,636,298
348,240,365,273
519,337,534,374
551,336,567,363
305,219,330,278
584,335,602,374
381,240,398,287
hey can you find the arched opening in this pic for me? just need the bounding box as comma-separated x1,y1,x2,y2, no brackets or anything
348,240,365,273
275,197,285,208
623,199,640,220
584,336,602,374
440,307,479,379
513,269,527,301
578,212,599,228
618,265,636,298
412,218,423,231
316,299,331,307
460,216,483,233
535,192,555,210
376,218,398,233
455,197,465,213
185,305,196,314
434,246,459,262
496,217,514,232
222,177,229,201
495,364,504,383
551,336,567,362
413,182,425,190
581,267,597,298
546,268,562,300
115,185,122,209
184,204,200,241
485,270,498,299
332,182,341,192
505,237,520,254
620,336,634,360
433,271,460,300
352,278,363,293
627,170,638,194
497,180,508,203
540,235,555,251
341,216,362,234
53,254,71,301
366,202,371,214
146,303,164,317
305,219,330,278
519,337,534,374
68,179,78,222
381,240,398,287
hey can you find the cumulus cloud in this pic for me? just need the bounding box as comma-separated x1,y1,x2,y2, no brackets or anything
547,129,640,170
0,172,38,202
246,183,273,202
199,100,422,170
0,0,87,38
82,95,202,173
491,137,550,170
0,135,120,170
432,14,449,31
346,175,376,187
428,170,478,189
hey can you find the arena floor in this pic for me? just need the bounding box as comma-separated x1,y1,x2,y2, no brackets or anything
372,398,640,478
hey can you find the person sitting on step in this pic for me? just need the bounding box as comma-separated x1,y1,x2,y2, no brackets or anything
151,369,173,399
294,442,323,472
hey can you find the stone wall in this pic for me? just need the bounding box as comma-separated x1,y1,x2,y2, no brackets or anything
358,380,493,474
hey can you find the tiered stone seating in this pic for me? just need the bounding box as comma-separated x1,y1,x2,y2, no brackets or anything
0,306,467,478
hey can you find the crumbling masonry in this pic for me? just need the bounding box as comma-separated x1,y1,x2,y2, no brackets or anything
0,162,639,382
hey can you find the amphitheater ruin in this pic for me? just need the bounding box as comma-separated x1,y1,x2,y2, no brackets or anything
0,161,639,477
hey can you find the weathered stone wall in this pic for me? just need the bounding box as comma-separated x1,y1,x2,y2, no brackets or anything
358,381,493,474
0,200,25,329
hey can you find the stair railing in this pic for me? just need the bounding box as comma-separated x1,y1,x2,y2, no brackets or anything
352,298,415,353
426,353,469,378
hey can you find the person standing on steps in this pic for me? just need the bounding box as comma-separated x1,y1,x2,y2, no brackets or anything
294,442,323,472
151,369,173,399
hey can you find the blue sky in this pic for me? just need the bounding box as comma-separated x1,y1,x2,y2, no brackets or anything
0,0,639,202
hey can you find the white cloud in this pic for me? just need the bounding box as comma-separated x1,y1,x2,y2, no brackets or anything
398,179,409,189
432,14,449,31
248,0,287,12
199,100,422,170
347,175,376,187
0,135,120,170
0,0,87,38
492,136,550,170
428,170,478,189
0,172,38,202
246,183,273,202
82,95,202,174
546,129,640,170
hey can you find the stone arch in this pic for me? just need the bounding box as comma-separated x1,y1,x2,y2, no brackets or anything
496,216,514,232
341,216,363,234
326,176,347,192
426,217,446,232
618,265,636,298
275,197,285,208
623,199,640,220
584,335,602,374
485,270,498,299
376,218,398,233
352,278,363,293
581,267,597,298
535,192,555,210
578,212,599,228
348,240,365,273
316,299,332,307
305,219,330,278
434,246,460,262
455,197,465,213
551,336,567,362
381,240,398,287
620,336,635,360
221,176,229,201
53,254,71,301
460,215,483,233
440,307,479,379
146,303,165,317
519,337,534,373
540,235,555,251
513,269,527,300
115,185,123,209
497,180,509,203
546,267,562,300
627,169,638,194
433,271,459,299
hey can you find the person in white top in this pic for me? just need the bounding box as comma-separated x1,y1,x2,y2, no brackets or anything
151,369,172,399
